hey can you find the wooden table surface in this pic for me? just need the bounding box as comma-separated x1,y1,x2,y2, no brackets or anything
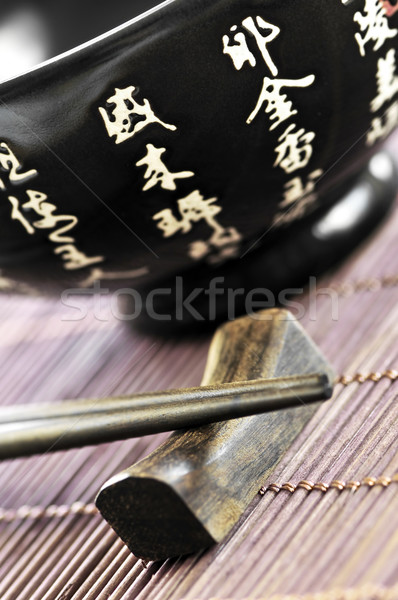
0,134,397,600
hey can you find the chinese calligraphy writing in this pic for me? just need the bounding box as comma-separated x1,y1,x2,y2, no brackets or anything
99,86,177,145
8,196,34,234
367,100,398,144
1,142,104,271
240,16,280,76
352,0,397,56
154,191,221,237
53,245,104,271
370,48,398,112
190,227,242,264
154,190,241,262
223,16,280,75
341,1,398,146
367,40,398,145
273,169,324,227
136,144,194,191
274,125,316,174
21,190,78,244
0,142,37,189
222,28,256,71
223,13,320,223
223,16,315,133
99,83,242,263
247,75,315,128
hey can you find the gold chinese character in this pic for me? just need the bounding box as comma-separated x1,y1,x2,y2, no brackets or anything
241,17,280,76
99,86,177,144
154,191,221,237
153,190,241,262
274,124,315,174
136,144,194,191
354,0,397,57
8,196,35,234
54,245,104,271
273,169,323,226
22,190,78,244
371,48,398,113
367,100,398,145
223,16,280,75
223,26,257,70
247,75,315,127
189,230,241,263
0,142,37,189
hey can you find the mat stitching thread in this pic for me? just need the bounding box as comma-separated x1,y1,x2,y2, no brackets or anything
259,475,398,497
337,370,398,385
0,501,98,523
323,275,398,297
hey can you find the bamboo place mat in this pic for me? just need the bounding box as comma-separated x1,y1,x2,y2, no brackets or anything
0,134,398,600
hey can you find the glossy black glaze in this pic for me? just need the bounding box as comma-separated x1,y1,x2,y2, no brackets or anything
120,152,398,332
0,0,396,298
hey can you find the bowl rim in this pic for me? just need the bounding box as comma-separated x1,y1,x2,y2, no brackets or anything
0,0,175,87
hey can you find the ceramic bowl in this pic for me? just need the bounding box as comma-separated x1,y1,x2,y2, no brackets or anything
0,0,397,294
